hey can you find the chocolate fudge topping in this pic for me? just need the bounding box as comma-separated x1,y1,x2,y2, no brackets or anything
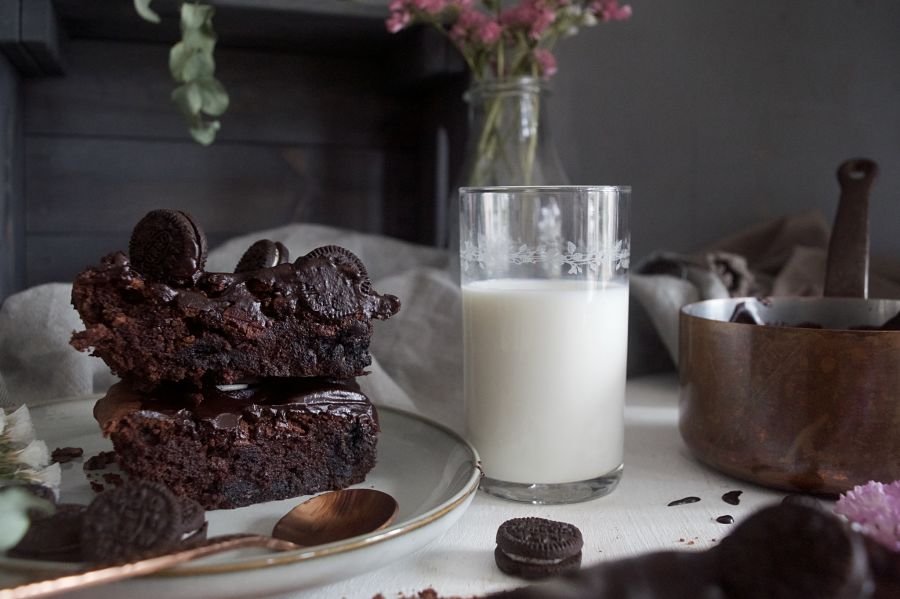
94,378,376,434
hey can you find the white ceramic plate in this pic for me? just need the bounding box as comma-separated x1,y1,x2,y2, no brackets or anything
0,398,480,598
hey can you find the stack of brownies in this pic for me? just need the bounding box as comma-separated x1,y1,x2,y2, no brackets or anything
70,209,400,509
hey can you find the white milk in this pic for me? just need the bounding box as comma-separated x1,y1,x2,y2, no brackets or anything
462,279,628,484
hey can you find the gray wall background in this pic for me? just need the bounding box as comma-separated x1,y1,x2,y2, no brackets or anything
549,0,900,265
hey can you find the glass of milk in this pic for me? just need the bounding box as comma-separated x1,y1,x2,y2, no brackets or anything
460,186,630,504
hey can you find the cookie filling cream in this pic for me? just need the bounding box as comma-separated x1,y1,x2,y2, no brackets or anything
502,551,569,565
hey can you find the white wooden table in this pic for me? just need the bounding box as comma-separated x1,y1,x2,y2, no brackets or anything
281,373,789,599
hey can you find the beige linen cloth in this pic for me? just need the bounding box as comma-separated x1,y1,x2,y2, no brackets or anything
1,213,899,427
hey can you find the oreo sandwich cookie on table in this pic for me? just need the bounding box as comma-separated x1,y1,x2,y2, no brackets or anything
495,517,584,580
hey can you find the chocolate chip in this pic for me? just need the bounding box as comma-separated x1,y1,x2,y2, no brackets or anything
83,450,117,471
80,481,183,564
668,496,701,506
235,239,290,273
129,209,207,285
722,490,742,506
51,446,83,464
716,515,735,524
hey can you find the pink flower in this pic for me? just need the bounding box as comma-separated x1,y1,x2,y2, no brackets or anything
386,10,412,33
534,48,557,78
834,480,900,551
502,1,557,41
411,0,447,14
451,7,501,46
591,0,632,22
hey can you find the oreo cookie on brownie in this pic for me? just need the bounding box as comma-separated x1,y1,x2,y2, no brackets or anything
495,517,584,580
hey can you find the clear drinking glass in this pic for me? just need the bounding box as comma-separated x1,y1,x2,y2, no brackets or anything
459,186,630,504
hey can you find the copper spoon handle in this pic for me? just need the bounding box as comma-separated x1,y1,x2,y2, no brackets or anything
824,158,878,298
1,534,299,599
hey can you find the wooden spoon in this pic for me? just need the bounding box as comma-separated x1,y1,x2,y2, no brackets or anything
2,489,399,599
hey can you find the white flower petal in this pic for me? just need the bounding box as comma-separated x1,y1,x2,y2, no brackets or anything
6,406,36,446
16,440,49,470
32,463,61,497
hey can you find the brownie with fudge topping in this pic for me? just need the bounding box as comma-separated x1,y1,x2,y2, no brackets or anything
93,378,379,510
70,210,400,391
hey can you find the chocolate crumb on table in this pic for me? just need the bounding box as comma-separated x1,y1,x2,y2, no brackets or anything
372,590,473,599
83,450,117,471
51,446,83,463
721,490,742,505
667,496,701,506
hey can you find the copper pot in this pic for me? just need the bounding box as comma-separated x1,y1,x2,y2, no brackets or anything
679,159,900,494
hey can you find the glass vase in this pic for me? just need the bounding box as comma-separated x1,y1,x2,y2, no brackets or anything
461,77,569,187
447,77,570,277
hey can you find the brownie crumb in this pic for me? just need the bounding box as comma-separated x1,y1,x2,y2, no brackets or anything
90,481,105,494
373,590,471,599
51,446,83,463
102,472,125,487
84,451,117,471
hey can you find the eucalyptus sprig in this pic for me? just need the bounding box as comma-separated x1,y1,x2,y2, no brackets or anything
134,1,230,145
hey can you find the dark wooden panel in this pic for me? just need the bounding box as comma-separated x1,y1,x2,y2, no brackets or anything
24,136,419,236
0,53,24,301
53,0,395,56
24,40,418,146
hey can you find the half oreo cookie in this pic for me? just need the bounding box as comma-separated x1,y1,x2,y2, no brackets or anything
495,517,584,580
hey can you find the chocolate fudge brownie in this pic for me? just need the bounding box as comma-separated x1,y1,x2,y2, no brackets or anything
94,379,379,510
71,210,400,389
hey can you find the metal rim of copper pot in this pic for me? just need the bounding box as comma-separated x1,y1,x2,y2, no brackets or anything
678,158,900,495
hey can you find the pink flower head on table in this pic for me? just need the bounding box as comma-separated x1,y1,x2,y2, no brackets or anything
834,480,900,551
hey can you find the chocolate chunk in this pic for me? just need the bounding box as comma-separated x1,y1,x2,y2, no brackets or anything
83,450,117,471
51,446,83,464
128,209,207,285
668,496,701,506
80,481,183,564
716,515,735,524
495,517,583,580
715,504,870,599
722,490,742,505
9,504,86,562
102,472,124,487
235,239,290,273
